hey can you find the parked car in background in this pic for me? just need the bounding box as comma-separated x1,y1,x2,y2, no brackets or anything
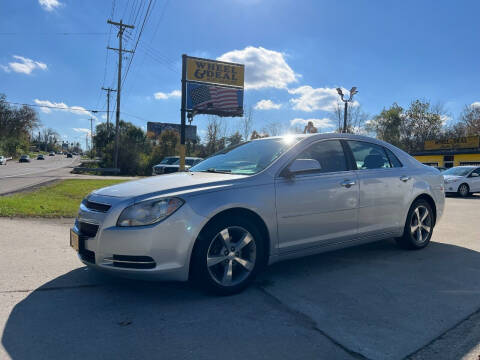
152,156,203,175
0,156,7,165
443,166,480,197
49,152,55,156
66,153,73,158
37,154,45,160
19,155,31,163
72,134,445,295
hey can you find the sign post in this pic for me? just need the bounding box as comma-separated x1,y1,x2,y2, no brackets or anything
180,54,187,171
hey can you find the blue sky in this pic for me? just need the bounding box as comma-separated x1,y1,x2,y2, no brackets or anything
1,0,479,147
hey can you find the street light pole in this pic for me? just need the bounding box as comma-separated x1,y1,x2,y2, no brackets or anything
336,87,358,133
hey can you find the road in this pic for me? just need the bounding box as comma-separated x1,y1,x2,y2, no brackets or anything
0,155,79,195
1,196,480,360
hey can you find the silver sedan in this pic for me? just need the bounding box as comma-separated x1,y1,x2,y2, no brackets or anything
70,133,445,295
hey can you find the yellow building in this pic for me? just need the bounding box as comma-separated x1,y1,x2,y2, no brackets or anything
412,136,480,168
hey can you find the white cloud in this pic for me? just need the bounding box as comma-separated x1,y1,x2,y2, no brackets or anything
254,99,282,110
290,117,335,130
288,86,359,112
2,55,48,75
440,114,452,125
73,128,91,135
34,99,94,118
101,114,108,120
39,0,62,11
154,90,181,100
218,46,298,90
471,102,480,108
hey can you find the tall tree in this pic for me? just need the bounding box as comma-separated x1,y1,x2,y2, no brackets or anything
368,100,445,152
459,104,480,135
366,103,403,148
0,94,40,155
402,100,444,152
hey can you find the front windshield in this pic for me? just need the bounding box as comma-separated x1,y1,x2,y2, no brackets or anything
442,167,473,176
190,137,301,175
160,157,178,165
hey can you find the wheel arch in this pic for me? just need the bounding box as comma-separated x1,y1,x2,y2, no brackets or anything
189,207,271,278
412,193,437,226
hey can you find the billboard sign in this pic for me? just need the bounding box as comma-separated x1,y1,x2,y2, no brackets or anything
146,122,197,141
183,56,244,117
186,56,244,88
186,82,243,117
424,136,480,150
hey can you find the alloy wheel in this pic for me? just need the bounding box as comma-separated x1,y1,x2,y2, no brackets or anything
206,226,257,287
410,205,432,244
459,184,469,197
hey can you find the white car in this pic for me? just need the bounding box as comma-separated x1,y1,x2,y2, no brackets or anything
443,166,480,197
0,156,7,165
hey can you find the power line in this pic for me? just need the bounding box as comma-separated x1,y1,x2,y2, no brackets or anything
121,0,154,88
0,32,109,35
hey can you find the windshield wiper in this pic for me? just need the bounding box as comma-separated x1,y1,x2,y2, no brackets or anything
203,168,232,173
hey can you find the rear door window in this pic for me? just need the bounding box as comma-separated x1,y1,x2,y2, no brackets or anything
347,141,392,170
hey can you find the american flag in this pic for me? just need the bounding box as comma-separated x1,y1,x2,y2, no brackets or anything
190,85,240,111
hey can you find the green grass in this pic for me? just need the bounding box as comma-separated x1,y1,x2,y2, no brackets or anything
0,179,127,217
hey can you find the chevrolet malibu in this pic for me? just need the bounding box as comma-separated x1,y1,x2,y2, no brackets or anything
70,134,445,295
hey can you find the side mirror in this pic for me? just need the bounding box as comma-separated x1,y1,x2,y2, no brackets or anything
470,172,479,177
283,158,321,177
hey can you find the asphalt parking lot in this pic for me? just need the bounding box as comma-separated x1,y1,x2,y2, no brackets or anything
1,195,480,360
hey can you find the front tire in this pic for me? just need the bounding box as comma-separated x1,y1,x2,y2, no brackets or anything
458,183,470,198
396,199,434,250
190,216,265,295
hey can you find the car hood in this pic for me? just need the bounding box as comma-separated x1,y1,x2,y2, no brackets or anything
93,172,249,199
443,175,463,181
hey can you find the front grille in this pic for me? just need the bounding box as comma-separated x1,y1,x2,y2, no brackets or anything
82,199,111,213
78,221,99,238
110,255,156,269
154,167,164,174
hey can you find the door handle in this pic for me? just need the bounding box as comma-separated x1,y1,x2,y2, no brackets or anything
340,179,356,188
400,175,411,182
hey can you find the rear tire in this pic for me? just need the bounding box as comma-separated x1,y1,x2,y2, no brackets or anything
396,199,434,250
190,216,265,295
458,183,470,198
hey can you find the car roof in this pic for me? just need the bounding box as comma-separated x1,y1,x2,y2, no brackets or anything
252,132,403,150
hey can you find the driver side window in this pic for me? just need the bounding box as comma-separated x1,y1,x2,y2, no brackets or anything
294,140,348,174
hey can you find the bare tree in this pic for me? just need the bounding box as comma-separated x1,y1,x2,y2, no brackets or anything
238,106,254,141
459,104,480,135
205,115,227,155
262,121,288,136
332,102,368,133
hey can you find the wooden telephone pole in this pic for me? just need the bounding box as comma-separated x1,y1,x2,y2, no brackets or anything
101,87,116,134
107,19,134,169
88,117,95,158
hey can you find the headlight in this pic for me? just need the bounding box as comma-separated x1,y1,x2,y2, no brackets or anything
444,178,458,184
117,198,184,227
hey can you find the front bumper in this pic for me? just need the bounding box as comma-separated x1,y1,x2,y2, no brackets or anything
72,194,207,281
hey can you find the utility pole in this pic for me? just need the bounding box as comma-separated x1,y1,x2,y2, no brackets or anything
101,87,117,134
88,117,95,158
336,87,358,133
107,19,134,169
